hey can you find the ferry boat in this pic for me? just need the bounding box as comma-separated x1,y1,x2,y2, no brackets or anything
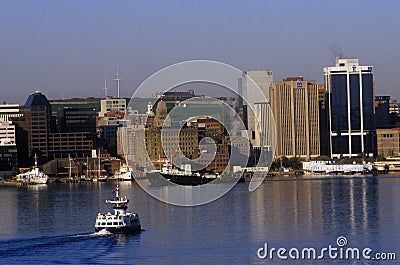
16,154,49,184
147,163,217,186
95,185,141,234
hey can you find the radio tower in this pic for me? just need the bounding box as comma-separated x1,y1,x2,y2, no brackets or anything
115,65,121,98
102,76,109,98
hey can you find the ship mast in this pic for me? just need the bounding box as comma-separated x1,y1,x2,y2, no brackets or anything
115,65,121,98
65,154,73,179
98,150,101,177
102,76,109,98
86,156,89,177
115,184,120,198
106,184,129,215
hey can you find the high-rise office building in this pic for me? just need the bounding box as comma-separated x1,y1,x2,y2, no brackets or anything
238,70,273,147
57,107,97,133
374,96,391,129
13,91,95,163
243,70,274,99
23,91,53,158
318,84,330,156
324,58,375,158
50,98,100,117
118,125,149,167
270,77,320,159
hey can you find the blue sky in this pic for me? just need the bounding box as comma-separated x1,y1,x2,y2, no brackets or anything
1,0,399,104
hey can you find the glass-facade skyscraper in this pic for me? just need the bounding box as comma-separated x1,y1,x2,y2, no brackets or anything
324,58,375,158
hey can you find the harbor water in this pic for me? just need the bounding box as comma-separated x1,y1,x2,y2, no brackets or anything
0,176,399,264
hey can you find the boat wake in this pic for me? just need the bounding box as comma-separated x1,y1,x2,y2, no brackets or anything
91,229,113,236
0,232,118,264
72,229,113,238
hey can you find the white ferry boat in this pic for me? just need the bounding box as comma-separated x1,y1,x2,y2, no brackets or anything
95,185,141,234
16,154,49,184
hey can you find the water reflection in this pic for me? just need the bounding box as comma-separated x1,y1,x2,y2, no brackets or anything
0,187,18,237
0,177,398,264
243,177,384,249
320,178,380,242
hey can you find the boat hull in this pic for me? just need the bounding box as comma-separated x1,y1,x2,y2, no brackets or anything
95,224,141,234
169,175,215,186
147,172,216,186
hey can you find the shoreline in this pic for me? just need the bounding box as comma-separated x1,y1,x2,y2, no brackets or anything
2,172,400,187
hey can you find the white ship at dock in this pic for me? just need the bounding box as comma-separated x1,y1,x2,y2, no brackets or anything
16,154,48,184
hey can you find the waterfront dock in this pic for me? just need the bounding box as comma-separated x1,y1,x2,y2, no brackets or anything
0,180,31,186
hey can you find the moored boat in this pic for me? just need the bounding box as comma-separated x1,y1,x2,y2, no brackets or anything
16,154,48,184
112,164,133,181
147,163,217,186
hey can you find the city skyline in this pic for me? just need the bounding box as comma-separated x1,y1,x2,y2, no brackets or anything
1,1,400,104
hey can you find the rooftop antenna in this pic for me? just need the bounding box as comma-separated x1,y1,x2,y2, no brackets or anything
102,76,109,98
115,65,121,98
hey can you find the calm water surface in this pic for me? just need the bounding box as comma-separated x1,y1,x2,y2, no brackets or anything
0,176,399,264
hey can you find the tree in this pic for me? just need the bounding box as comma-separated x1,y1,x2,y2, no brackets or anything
287,157,302,169
11,166,20,176
270,156,303,170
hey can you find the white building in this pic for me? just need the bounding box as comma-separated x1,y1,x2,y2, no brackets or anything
117,125,149,168
0,121,16,145
253,102,275,150
99,98,126,117
0,104,21,122
302,161,372,174
238,70,274,148
244,70,274,99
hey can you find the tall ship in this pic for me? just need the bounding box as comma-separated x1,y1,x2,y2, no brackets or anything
16,154,49,184
93,150,108,182
95,185,141,234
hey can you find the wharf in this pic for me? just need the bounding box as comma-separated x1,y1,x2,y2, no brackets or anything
0,181,32,186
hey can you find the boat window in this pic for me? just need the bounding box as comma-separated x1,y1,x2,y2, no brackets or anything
101,222,106,226
113,222,118,225
119,222,123,225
